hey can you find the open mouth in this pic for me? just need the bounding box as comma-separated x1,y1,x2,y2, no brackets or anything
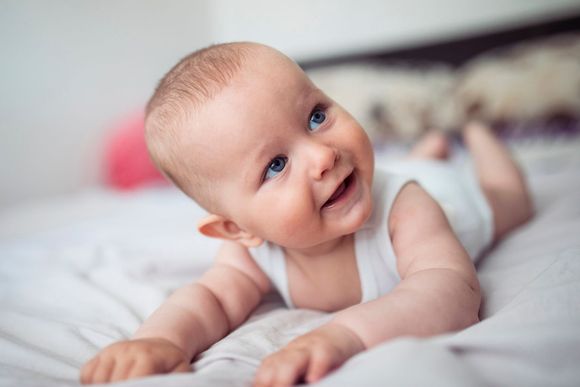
322,172,355,209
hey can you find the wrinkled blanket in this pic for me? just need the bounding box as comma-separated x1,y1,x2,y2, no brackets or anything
1,141,580,387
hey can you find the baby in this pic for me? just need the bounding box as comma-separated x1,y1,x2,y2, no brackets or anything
81,42,533,386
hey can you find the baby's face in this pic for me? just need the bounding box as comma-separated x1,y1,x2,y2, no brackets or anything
191,47,374,250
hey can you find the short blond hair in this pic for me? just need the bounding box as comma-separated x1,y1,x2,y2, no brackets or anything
145,42,252,211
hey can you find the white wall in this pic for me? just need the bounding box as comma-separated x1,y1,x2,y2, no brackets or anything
209,0,580,61
1,0,579,210
0,0,212,209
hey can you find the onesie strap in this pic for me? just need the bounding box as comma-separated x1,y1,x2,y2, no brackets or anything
354,170,415,303
249,241,294,308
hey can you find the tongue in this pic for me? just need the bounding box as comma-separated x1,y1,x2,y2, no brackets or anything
326,181,346,206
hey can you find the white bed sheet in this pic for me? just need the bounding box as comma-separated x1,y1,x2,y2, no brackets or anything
1,141,580,387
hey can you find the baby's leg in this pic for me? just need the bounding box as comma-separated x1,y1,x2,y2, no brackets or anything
463,122,533,241
408,131,450,160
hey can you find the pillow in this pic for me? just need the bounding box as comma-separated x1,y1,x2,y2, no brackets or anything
103,112,168,190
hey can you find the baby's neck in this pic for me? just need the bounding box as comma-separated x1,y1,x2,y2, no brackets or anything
283,234,354,264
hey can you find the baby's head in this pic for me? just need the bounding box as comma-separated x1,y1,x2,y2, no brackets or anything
145,42,375,249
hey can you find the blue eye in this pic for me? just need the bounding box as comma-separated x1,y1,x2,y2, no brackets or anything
264,156,287,181
308,108,326,131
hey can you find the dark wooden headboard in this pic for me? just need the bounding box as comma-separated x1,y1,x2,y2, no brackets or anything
299,13,580,70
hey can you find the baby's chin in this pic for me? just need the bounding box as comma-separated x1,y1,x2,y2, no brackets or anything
278,221,370,251
347,203,373,235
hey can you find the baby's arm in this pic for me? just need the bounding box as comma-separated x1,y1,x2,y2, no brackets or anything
254,183,480,386
81,241,270,384
333,183,480,343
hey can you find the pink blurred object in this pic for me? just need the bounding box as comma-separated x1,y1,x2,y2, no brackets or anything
104,112,168,190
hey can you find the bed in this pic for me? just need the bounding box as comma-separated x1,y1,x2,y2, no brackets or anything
2,19,580,387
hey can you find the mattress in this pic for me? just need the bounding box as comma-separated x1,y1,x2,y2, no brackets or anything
1,138,580,387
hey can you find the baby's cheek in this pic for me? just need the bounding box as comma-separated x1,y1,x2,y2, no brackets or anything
354,128,373,153
270,194,318,245
353,130,374,173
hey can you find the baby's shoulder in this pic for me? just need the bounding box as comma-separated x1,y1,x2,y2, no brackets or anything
213,241,272,294
387,181,450,240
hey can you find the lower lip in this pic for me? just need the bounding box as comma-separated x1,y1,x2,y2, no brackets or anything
322,173,357,211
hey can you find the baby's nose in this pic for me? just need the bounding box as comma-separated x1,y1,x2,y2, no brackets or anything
308,142,339,180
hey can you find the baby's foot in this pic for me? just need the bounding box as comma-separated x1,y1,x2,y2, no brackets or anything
408,131,450,160
464,121,494,139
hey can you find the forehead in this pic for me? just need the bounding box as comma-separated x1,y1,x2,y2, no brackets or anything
233,48,314,111
191,48,318,172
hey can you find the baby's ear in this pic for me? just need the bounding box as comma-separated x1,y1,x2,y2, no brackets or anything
197,214,263,248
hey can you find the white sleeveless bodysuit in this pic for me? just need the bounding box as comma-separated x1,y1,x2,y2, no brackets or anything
250,160,493,308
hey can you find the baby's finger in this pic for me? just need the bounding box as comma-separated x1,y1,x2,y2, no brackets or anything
171,361,192,373
126,356,156,380
80,357,99,384
109,357,136,382
91,356,114,384
306,348,335,383
254,355,279,387
271,350,310,386
275,361,308,386
253,364,274,387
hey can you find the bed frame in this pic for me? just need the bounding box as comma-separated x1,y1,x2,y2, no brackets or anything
300,12,580,69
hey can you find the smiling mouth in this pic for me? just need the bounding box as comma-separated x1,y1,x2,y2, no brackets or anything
322,172,354,209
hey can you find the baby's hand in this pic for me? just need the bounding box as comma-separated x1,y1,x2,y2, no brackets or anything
80,338,191,384
254,323,364,387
